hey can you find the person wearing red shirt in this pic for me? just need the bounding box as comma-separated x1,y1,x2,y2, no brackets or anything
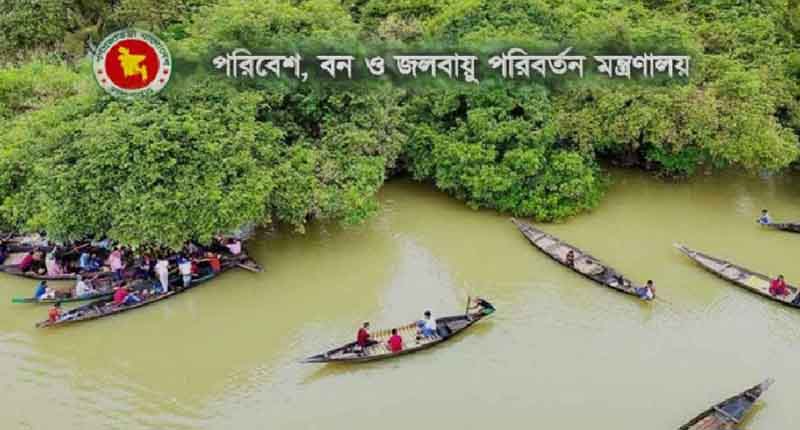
113,286,128,305
387,328,403,353
769,274,789,297
18,252,34,272
356,322,371,347
205,252,221,274
47,302,62,323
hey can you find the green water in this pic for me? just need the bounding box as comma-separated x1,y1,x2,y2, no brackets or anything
1,169,799,429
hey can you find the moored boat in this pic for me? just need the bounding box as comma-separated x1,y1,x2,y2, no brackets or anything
762,222,800,233
302,299,495,363
35,255,262,328
675,244,800,308
0,250,113,281
511,219,650,300
12,277,116,304
679,378,773,430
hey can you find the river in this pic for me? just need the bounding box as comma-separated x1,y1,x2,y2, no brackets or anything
1,169,799,429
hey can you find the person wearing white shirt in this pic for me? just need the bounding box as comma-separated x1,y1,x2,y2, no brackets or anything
74,275,93,297
154,258,170,293
178,257,193,290
416,310,438,338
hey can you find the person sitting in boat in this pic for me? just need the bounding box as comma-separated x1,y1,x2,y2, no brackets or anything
468,297,496,317
45,249,64,276
48,302,62,323
122,288,142,306
112,285,129,306
416,310,438,338
387,328,403,353
178,256,193,290
34,280,48,300
135,254,153,279
18,251,34,272
636,280,656,300
565,250,575,267
225,238,242,256
79,252,101,272
30,250,47,275
757,209,771,225
204,252,222,274
74,275,94,297
41,284,58,300
769,274,789,297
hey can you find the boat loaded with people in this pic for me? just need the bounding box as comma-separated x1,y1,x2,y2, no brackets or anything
35,253,262,328
0,243,114,281
511,219,655,300
675,244,800,308
12,276,115,304
302,298,495,363
678,378,773,430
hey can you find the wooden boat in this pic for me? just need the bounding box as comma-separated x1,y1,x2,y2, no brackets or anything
0,250,114,281
675,244,800,308
12,277,116,304
762,222,800,233
302,299,495,363
35,255,262,328
511,219,650,300
679,378,773,430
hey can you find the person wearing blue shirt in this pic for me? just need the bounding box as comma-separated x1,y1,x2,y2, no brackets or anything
757,209,771,225
416,310,437,338
79,252,91,271
34,280,48,299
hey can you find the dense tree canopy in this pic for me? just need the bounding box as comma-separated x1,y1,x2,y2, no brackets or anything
0,0,798,248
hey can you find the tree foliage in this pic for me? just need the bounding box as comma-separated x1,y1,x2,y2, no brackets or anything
0,0,798,247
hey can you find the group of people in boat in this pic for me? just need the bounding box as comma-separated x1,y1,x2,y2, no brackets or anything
352,298,495,355
39,236,246,323
3,233,243,279
564,250,656,300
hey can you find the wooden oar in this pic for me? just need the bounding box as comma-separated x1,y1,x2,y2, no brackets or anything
236,262,261,272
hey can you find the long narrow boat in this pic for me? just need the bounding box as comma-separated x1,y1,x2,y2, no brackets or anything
762,222,800,233
35,255,261,328
675,244,800,308
679,378,773,430
12,276,117,304
302,299,495,363
0,249,116,281
511,219,649,300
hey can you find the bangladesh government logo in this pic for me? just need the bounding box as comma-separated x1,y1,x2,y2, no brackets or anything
93,29,172,97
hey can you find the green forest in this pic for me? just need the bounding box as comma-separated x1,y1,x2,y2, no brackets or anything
1,0,799,249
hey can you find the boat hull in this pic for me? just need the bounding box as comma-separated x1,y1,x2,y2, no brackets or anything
303,305,494,364
675,244,800,308
679,379,773,430
35,256,261,328
512,219,648,299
